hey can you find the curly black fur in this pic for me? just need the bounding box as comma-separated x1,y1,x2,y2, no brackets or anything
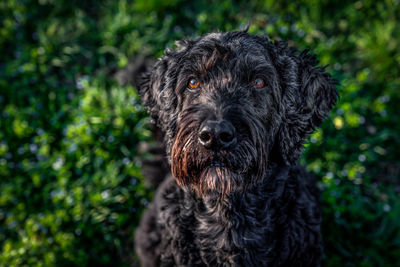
135,29,338,267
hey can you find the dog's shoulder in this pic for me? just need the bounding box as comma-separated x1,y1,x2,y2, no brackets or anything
288,165,321,201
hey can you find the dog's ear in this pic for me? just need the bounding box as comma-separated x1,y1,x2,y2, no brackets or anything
272,41,338,165
138,57,179,133
138,39,195,129
138,60,166,123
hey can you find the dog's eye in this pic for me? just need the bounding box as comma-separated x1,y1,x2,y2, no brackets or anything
188,78,200,90
252,78,265,88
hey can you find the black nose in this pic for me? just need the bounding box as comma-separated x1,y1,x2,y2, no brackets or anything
198,120,236,149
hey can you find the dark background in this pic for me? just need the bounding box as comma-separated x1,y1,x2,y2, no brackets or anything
0,0,399,266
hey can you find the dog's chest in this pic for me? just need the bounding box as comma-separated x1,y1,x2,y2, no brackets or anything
183,195,280,266
158,175,321,266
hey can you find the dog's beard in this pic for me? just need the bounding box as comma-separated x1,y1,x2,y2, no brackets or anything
171,114,268,197
198,166,242,196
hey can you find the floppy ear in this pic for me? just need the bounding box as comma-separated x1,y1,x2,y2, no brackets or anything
138,57,179,138
138,39,195,130
273,41,338,165
138,60,166,122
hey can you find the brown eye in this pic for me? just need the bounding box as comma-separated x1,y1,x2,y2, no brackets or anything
253,78,265,88
188,78,200,90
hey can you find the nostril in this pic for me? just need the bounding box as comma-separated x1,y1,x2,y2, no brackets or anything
218,121,236,148
220,131,233,143
198,127,214,148
199,131,212,144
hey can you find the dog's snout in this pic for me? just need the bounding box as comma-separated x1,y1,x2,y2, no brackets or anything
198,120,236,149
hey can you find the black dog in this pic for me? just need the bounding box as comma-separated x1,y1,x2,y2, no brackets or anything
135,29,337,267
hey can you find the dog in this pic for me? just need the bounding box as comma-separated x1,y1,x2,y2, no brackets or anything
134,29,338,267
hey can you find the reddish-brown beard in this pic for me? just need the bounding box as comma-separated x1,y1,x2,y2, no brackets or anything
171,123,200,189
198,166,237,196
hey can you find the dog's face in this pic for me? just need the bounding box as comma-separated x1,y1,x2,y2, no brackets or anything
139,30,337,195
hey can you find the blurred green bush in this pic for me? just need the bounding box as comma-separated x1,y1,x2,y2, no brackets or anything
0,0,399,266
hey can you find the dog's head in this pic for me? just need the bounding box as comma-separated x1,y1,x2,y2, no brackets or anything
139,30,338,196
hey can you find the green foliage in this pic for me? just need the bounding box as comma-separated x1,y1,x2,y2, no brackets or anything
1,0,399,266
